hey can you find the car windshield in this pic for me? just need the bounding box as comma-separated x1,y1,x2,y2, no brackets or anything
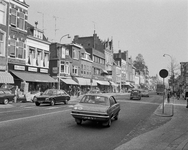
43,89,57,95
80,95,108,105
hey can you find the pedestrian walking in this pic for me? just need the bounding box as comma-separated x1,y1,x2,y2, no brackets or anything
167,89,171,103
185,87,188,108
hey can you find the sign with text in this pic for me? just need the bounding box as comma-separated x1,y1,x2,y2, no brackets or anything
14,65,25,71
40,68,48,73
28,67,37,72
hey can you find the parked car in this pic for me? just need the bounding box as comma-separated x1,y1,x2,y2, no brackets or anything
130,89,141,100
71,94,120,127
141,89,149,97
0,88,15,104
33,89,70,106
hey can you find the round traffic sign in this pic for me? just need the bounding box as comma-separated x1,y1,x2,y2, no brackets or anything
159,69,168,78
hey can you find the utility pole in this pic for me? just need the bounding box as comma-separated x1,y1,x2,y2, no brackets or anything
53,16,59,41
37,12,45,32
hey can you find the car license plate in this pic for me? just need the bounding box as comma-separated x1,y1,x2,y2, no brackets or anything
83,116,93,120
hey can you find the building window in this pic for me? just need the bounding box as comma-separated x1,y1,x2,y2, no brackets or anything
16,41,25,59
72,66,78,75
0,3,6,25
43,52,49,68
27,47,35,65
36,49,42,66
17,12,25,30
0,31,5,56
72,49,79,59
61,61,70,74
10,8,17,27
10,7,27,30
9,39,16,57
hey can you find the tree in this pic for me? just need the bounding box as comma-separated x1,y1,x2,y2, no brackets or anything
133,54,149,76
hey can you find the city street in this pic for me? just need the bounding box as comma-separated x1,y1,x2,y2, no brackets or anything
0,93,164,150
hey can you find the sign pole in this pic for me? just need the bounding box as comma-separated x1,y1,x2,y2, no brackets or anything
162,78,165,114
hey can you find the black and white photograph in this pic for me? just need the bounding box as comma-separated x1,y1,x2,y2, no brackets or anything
0,0,187,150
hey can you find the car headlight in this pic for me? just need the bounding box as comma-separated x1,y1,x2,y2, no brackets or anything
45,98,49,101
74,106,83,110
33,97,37,102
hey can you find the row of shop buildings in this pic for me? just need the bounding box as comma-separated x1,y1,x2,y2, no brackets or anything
0,0,148,96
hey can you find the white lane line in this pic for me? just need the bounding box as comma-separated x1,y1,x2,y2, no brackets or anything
0,109,70,125
117,100,160,105
46,107,59,109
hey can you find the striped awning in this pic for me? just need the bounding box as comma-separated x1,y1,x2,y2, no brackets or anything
0,72,14,84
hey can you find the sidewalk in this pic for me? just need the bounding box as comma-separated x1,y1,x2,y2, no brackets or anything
115,98,188,150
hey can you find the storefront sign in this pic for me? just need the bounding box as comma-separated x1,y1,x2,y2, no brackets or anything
28,67,37,72
14,65,25,71
0,65,6,70
40,68,48,73
53,67,58,73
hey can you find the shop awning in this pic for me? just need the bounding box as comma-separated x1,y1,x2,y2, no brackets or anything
76,77,90,86
96,80,110,85
91,79,97,86
10,70,57,83
0,72,14,84
60,78,78,85
109,81,118,87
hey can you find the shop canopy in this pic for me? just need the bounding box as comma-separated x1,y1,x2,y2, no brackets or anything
0,71,14,84
109,81,118,87
10,70,57,83
96,80,110,86
75,77,90,86
60,78,78,85
91,79,97,86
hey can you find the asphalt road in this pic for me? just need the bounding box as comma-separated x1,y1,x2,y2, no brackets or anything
0,93,163,150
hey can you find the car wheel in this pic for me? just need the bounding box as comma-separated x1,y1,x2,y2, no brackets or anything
64,100,68,104
35,102,40,106
114,113,119,120
75,119,82,125
103,118,112,127
50,99,55,106
4,99,9,105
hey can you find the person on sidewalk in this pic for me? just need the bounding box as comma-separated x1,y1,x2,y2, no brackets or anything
185,88,188,108
167,89,171,103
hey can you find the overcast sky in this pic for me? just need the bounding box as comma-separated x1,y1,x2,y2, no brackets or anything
26,0,188,77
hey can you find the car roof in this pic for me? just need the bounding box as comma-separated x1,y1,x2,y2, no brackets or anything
84,93,116,98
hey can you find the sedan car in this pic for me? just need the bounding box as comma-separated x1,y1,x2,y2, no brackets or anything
33,89,70,106
71,94,120,127
130,89,141,100
141,90,149,97
0,88,15,104
87,89,101,94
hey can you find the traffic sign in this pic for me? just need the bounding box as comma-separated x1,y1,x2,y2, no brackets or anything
159,69,168,78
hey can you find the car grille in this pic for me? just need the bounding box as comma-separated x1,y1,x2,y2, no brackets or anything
37,98,46,101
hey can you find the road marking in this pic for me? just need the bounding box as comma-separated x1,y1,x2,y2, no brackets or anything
117,100,160,105
46,107,59,109
0,109,70,125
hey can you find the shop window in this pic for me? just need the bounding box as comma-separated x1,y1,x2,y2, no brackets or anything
0,2,6,25
0,31,5,56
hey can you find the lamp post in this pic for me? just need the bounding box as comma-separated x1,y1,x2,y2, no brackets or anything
163,53,174,116
163,54,174,94
58,34,71,90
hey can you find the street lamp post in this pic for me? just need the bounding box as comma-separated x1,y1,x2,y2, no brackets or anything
163,54,174,94
163,54,174,115
58,34,71,90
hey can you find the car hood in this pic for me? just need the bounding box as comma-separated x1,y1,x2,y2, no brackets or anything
73,103,109,113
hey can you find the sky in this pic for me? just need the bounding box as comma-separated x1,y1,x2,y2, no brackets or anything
25,0,188,77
